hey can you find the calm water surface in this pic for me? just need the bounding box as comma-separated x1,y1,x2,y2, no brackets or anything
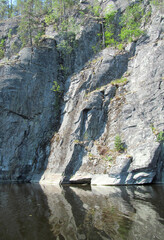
0,183,164,240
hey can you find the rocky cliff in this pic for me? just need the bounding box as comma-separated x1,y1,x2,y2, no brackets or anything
0,0,164,185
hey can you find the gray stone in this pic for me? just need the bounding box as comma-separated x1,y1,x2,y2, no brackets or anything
0,0,164,185
0,42,60,181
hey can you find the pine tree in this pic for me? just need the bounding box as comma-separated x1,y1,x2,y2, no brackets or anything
114,135,124,152
0,0,8,19
0,0,14,19
8,0,13,17
18,0,44,47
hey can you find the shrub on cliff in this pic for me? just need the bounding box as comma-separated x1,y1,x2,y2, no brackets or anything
157,131,164,142
0,39,5,60
119,3,144,43
114,135,124,152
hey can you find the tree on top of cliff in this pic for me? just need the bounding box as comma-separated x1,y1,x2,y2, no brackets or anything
0,0,14,18
18,0,44,47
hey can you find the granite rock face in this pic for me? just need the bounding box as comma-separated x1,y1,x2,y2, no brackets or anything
41,1,164,185
0,11,101,181
0,41,60,181
0,0,164,184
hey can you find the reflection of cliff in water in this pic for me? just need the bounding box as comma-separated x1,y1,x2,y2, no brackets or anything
41,184,164,240
0,184,164,240
0,184,55,240
63,186,133,240
40,184,78,240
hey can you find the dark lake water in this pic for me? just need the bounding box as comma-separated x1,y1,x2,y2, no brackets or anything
0,184,164,240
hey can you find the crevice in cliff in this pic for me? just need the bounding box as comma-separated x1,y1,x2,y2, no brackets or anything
2,108,32,120
80,109,90,141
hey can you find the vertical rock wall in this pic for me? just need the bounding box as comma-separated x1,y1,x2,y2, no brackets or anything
0,40,60,181
41,1,164,185
0,0,164,184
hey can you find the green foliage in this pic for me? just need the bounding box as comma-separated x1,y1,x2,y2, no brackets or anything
57,31,77,58
67,17,80,34
11,42,19,53
0,0,77,21
0,0,7,19
118,43,124,50
0,49,4,59
51,81,61,93
57,39,73,55
119,3,144,43
102,2,145,50
16,0,43,16
114,135,124,152
0,39,5,47
44,0,76,24
120,26,144,43
104,8,117,47
151,0,163,6
120,3,144,26
111,77,127,86
0,0,13,19
45,11,57,25
0,0,151,60
150,123,156,134
59,64,69,77
103,155,113,161
79,10,85,16
105,9,116,23
0,39,5,59
92,42,102,54
88,152,96,160
54,16,79,59
157,131,164,142
60,19,68,31
92,45,97,54
144,9,152,24
44,1,61,24
34,30,44,45
146,10,152,17
92,5,101,17
18,0,45,47
150,124,164,142
105,31,116,46
150,123,159,136
87,0,101,17
58,17,80,35
8,29,12,39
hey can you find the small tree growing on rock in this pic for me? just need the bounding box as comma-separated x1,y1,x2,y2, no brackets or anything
0,39,5,59
114,135,124,152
